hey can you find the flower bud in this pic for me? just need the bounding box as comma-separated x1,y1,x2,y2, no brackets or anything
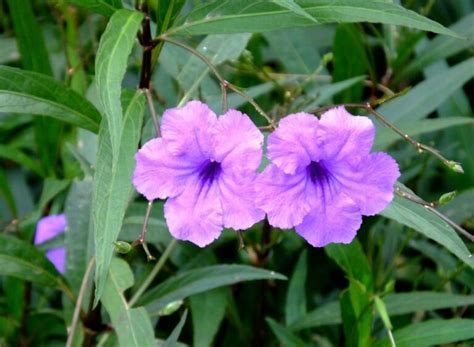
113,241,132,254
157,300,183,316
438,191,457,205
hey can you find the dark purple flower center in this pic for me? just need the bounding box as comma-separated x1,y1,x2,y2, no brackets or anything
307,161,330,183
307,161,337,200
199,160,222,185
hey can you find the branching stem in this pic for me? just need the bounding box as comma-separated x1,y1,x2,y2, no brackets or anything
395,187,474,243
132,200,156,261
157,35,276,128
314,103,462,172
66,257,95,347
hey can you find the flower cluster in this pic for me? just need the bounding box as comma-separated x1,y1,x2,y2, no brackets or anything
133,102,400,248
35,214,67,273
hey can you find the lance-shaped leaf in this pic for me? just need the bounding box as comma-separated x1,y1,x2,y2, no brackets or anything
0,234,70,292
0,66,101,132
137,265,286,312
381,184,474,269
92,91,145,305
167,0,458,37
101,258,155,346
67,0,122,17
95,9,143,155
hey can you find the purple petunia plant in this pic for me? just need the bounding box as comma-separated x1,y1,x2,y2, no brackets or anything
133,101,265,247
255,107,400,247
34,214,67,273
132,101,400,248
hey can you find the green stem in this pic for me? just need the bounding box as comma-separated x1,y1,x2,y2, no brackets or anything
128,239,178,307
66,257,95,347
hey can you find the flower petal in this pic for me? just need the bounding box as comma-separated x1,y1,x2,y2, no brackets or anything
218,171,265,230
133,138,198,201
164,177,223,247
211,109,263,172
161,100,216,159
267,113,320,174
46,247,66,274
318,106,375,161
331,152,400,215
295,194,362,247
35,214,67,245
255,165,317,229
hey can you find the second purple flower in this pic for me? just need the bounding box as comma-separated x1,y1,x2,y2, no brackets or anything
133,101,265,247
256,107,400,247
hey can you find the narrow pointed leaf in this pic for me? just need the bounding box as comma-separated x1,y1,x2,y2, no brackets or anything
163,310,188,347
168,0,457,37
95,9,143,154
381,185,474,269
137,265,286,311
267,318,308,347
92,91,145,305
374,319,474,347
101,258,156,346
0,66,101,132
0,234,69,291
377,58,474,123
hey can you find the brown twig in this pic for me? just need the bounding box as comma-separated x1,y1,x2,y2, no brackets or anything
157,36,276,128
313,103,464,173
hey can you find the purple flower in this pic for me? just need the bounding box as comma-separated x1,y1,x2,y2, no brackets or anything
256,107,400,247
132,101,265,247
35,214,67,273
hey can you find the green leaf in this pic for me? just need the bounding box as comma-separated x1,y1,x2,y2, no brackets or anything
325,239,373,291
156,0,186,35
381,185,474,269
0,144,43,176
65,179,94,306
374,117,474,150
332,24,367,103
285,250,307,326
95,9,143,154
289,301,341,330
92,91,145,305
438,188,474,224
340,280,373,347
0,66,101,132
273,0,318,23
302,76,367,111
6,0,52,75
377,57,474,123
163,310,188,347
0,169,17,218
190,288,227,347
38,179,70,210
383,291,474,315
7,0,62,177
168,0,457,37
67,0,122,16
137,265,286,311
0,37,19,64
374,319,474,347
399,12,474,80
291,291,474,331
374,297,392,330
0,234,69,290
177,33,251,103
101,258,156,347
264,27,322,74
266,318,308,347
